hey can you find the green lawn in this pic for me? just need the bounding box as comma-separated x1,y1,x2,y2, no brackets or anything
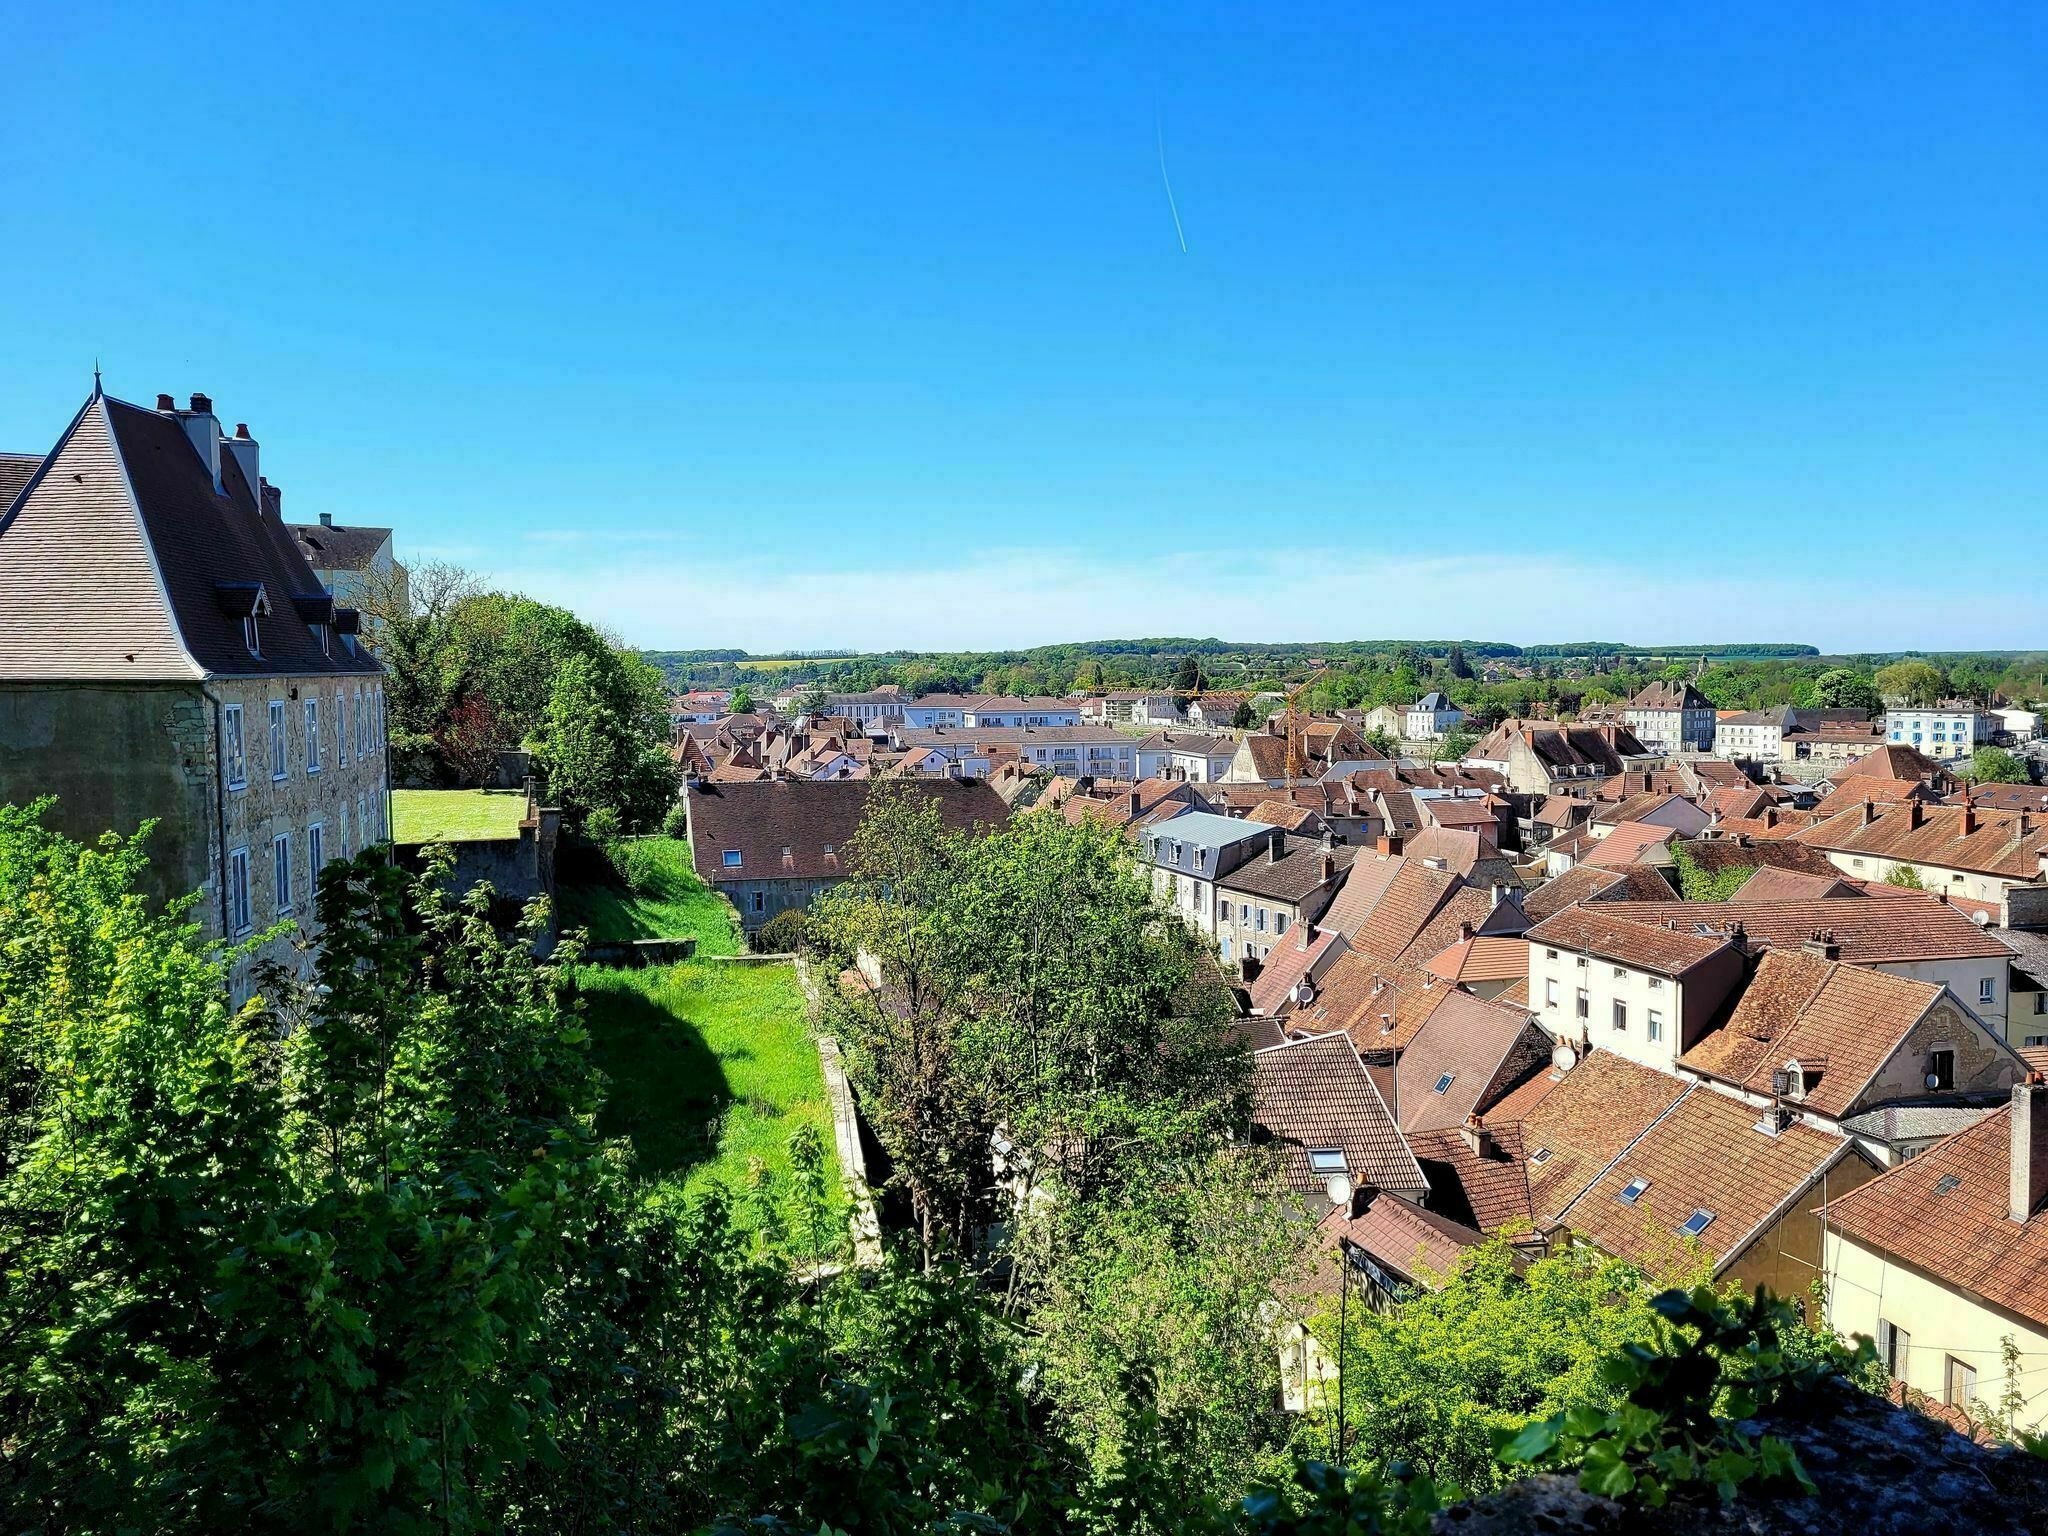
556,837,742,955
561,836,835,1221
579,960,839,1215
391,788,528,845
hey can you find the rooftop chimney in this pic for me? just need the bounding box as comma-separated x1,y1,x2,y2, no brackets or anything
1908,802,1923,829
174,392,222,493
222,423,259,509
1459,1114,1495,1160
1320,853,1336,883
155,392,175,411
2011,1075,2048,1223
1298,919,1314,953
1861,799,1877,827
1268,827,1285,863
1459,920,1475,942
1964,805,1978,836
1802,928,1841,961
1127,789,1141,815
1376,833,1403,856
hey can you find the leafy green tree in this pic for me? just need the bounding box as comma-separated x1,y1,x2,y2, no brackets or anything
1885,862,1926,889
1233,700,1258,730
729,683,755,714
1175,653,1206,694
535,649,676,831
811,792,1248,1267
1969,747,2031,785
1365,727,1398,760
1874,660,1946,707
1310,1245,1685,1494
1430,727,1478,764
1803,668,1880,714
797,680,831,715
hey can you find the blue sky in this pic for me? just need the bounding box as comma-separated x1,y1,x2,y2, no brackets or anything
2,4,2041,653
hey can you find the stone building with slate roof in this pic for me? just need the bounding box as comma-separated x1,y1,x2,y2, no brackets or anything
0,387,389,989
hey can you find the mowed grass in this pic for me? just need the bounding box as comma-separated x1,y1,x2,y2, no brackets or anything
556,837,742,956
391,788,529,844
578,959,839,1213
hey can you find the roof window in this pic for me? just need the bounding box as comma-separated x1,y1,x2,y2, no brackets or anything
1529,1147,1552,1164
1679,1208,1714,1237
1618,1177,1651,1205
1432,1072,1455,1095
1933,1173,1961,1196
1307,1148,1347,1175
721,850,742,868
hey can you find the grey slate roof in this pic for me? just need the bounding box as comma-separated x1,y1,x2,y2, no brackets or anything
1837,1101,2000,1144
0,393,383,681
288,520,394,572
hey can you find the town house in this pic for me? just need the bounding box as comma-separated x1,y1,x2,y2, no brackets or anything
0,387,389,988
1623,680,1717,754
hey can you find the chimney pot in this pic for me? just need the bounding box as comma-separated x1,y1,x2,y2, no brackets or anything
320,512,334,528
234,422,251,439
188,392,211,414
155,392,175,411
2012,1078,2048,1222
1964,806,1978,835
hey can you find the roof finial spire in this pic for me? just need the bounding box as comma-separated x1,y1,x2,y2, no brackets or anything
92,358,103,397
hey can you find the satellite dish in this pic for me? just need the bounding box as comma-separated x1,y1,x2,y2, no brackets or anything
1925,1072,1942,1091
1323,1171,1355,1209
1552,1042,1579,1072
1294,977,1317,1006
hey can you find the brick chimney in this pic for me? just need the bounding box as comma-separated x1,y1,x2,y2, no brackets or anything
1297,918,1314,953
1459,1113,1495,1160
1376,833,1403,855
1802,928,1840,961
1268,827,1285,863
1320,852,1336,883
1127,789,1141,816
1860,799,1876,827
1963,805,1978,835
2011,1075,2048,1223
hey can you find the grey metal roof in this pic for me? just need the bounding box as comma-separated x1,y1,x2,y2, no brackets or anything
1141,811,1272,856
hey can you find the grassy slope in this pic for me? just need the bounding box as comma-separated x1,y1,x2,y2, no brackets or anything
556,838,742,955
579,962,837,1209
391,788,529,844
560,837,836,1219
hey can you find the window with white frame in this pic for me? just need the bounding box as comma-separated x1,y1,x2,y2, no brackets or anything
357,796,367,844
269,701,288,780
305,697,322,772
308,822,325,881
336,689,348,764
222,704,247,790
273,833,293,917
1980,977,1997,1004
1545,978,1558,1008
1647,1008,1663,1042
354,689,364,754
338,805,349,859
242,613,261,656
228,846,252,935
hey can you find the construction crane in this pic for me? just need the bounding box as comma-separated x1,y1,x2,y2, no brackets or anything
1283,668,1328,790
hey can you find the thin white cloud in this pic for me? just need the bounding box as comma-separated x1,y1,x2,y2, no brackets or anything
463,540,1991,655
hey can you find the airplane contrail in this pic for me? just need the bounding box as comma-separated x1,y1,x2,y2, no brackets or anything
1156,120,1188,253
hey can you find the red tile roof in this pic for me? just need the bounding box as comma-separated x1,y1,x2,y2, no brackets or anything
1395,991,1549,1134
1592,892,2012,964
1794,801,2048,881
1253,1031,1428,1204
1522,904,1736,977
1823,1099,2048,1328
1520,1053,1691,1227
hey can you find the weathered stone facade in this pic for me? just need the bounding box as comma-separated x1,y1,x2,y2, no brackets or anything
0,675,389,988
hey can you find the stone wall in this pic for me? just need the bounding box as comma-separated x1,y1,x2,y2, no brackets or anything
0,682,218,917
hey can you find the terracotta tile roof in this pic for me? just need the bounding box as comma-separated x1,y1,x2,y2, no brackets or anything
1520,1053,1691,1227
1728,867,1856,901
1349,860,1465,963
1828,744,1948,785
1708,812,1819,840
1294,949,1449,1057
1794,801,2048,881
1484,1064,1564,1122
1318,850,1414,941
1596,791,1694,828
1533,794,1595,829
1250,926,1346,1017
1579,821,1681,869
1559,1082,1851,1276
1960,783,2048,813
1396,990,1550,1134
1323,1189,1493,1286
1671,838,1841,880
1523,905,1735,978
1595,769,1696,802
1425,935,1531,986
1707,788,1775,820
1593,892,2012,964
1493,974,1532,1008
1245,800,1321,831
1678,950,1951,1117
1521,865,1628,924
1408,1122,1535,1235
1252,1031,1428,1204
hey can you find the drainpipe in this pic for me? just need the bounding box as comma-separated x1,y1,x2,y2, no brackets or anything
200,682,234,944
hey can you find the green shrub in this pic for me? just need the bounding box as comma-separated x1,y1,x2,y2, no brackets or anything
584,805,622,842
662,801,690,839
753,908,807,954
